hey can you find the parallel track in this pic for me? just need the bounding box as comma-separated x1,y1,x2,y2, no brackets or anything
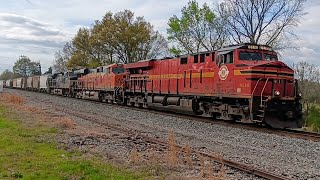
5,89,320,179
76,97,320,142
53,104,292,180
7,88,320,142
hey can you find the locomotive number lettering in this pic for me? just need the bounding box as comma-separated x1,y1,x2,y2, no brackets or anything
240,83,249,88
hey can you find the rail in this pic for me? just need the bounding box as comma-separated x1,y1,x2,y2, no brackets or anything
52,105,292,180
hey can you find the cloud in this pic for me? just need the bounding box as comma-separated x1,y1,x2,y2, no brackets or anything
282,0,320,66
0,0,319,74
0,13,70,72
0,13,67,46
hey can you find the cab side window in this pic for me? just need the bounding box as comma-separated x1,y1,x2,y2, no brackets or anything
217,51,234,65
225,53,233,64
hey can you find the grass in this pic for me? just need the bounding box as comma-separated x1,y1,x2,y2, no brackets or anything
305,106,320,132
0,105,151,180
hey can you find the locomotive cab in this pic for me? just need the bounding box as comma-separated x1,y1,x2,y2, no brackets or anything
212,44,303,129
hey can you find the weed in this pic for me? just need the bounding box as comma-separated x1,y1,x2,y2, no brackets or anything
184,145,193,168
198,153,206,178
129,145,139,163
167,131,178,167
4,94,25,104
56,117,75,129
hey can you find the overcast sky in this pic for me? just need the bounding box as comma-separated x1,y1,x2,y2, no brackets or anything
0,0,319,73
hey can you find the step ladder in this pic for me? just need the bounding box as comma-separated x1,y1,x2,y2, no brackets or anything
254,98,268,122
252,77,270,123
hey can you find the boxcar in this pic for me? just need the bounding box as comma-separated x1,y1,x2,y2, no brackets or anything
27,77,33,90
32,76,40,91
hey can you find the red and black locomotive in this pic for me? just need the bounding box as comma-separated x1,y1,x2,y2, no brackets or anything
123,44,303,129
6,43,303,129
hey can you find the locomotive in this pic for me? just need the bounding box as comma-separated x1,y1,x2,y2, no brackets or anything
4,43,303,129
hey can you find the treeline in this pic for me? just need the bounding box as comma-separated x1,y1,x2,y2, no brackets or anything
293,61,320,131
53,0,307,71
53,10,168,72
0,56,47,80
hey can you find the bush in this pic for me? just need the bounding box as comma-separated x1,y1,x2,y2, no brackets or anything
305,106,320,132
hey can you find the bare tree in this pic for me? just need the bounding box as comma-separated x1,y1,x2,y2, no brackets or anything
53,50,68,73
218,0,307,49
293,61,320,113
167,1,228,54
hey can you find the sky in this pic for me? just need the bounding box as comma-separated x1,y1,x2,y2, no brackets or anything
0,0,319,73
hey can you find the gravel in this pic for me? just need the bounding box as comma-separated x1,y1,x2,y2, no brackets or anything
6,88,320,179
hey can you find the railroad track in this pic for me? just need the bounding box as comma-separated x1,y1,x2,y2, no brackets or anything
5,89,319,179
10,88,320,142
74,97,320,142
52,104,291,180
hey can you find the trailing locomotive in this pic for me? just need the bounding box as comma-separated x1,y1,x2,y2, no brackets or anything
5,43,303,129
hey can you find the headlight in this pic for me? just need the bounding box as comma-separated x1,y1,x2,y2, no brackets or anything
298,92,302,97
274,90,280,96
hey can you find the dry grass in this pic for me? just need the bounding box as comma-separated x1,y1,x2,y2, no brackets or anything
198,153,206,178
2,94,25,104
167,131,178,167
184,145,193,168
165,132,227,179
129,145,139,164
55,117,76,129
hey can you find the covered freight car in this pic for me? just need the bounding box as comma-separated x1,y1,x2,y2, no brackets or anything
27,77,33,90
21,77,27,89
40,75,51,93
16,78,22,89
5,79,12,88
12,79,18,88
32,76,40,91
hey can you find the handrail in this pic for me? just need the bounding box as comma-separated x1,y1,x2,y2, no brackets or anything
251,78,263,96
260,77,270,107
250,78,263,120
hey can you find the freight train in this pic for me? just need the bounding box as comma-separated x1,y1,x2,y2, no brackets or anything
4,44,303,129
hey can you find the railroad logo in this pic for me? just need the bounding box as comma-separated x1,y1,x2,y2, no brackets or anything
218,65,229,80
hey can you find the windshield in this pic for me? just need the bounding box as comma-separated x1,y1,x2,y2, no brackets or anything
239,52,262,61
112,67,125,74
264,53,278,61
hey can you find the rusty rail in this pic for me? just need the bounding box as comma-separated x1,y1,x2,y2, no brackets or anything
53,105,292,180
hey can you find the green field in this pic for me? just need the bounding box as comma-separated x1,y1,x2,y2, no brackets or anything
0,106,153,179
305,106,320,132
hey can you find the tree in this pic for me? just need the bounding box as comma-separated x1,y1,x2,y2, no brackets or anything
63,10,168,68
218,0,307,50
13,56,41,76
53,42,72,73
44,67,53,74
167,0,228,54
0,69,20,80
92,10,168,64
293,61,320,113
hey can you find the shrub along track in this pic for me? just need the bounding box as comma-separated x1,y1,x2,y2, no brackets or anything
26,93,291,180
